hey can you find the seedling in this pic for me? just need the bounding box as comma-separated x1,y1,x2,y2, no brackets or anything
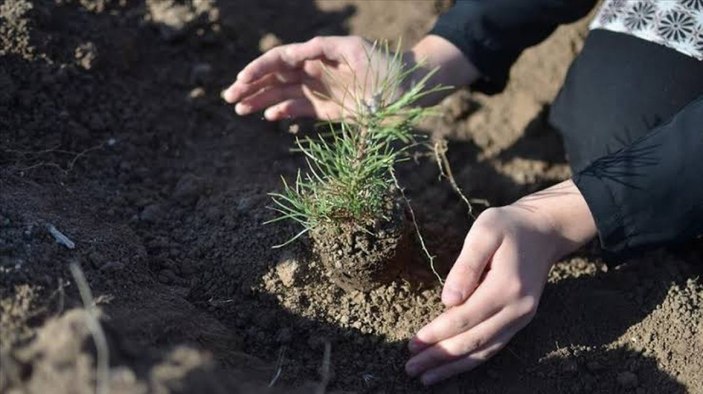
267,41,449,291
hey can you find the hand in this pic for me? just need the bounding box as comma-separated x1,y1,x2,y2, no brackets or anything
222,36,394,121
222,35,479,121
405,180,597,385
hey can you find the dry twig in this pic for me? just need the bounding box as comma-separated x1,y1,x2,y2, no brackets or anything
69,263,110,394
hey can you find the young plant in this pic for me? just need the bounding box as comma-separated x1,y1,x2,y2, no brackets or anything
267,41,447,249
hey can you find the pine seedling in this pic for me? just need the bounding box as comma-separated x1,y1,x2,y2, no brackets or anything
267,40,449,248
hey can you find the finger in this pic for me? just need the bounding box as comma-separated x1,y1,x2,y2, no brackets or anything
263,98,317,121
442,227,503,307
408,280,503,354
236,84,306,115
420,329,513,386
237,37,344,83
405,308,513,378
224,73,276,104
223,71,301,104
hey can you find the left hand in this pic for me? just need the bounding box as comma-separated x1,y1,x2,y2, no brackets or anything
405,180,597,385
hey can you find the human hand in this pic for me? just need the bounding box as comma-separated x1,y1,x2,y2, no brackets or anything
222,36,396,121
405,180,597,385
222,35,479,121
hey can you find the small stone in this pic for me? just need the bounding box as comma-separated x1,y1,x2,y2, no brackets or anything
75,42,98,70
259,33,282,52
616,371,639,389
275,253,300,287
188,87,206,100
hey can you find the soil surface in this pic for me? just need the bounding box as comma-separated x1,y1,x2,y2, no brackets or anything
1,1,702,393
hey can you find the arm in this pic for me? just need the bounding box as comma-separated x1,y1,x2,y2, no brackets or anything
574,95,703,255
430,0,598,94
223,0,598,120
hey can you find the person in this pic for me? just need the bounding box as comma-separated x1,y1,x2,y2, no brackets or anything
223,0,703,386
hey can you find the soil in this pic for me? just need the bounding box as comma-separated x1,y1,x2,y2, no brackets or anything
1,0,702,393
310,191,411,292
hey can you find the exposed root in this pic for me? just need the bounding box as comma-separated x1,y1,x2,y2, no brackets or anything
3,142,106,176
391,169,444,285
432,138,488,220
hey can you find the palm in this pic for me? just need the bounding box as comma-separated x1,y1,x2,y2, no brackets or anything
223,36,391,121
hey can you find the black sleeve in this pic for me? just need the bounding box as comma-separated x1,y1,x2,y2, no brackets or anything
430,0,597,94
573,96,703,255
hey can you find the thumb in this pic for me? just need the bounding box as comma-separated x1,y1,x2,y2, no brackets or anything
441,228,502,307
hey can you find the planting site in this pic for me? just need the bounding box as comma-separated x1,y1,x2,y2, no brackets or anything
1,0,702,393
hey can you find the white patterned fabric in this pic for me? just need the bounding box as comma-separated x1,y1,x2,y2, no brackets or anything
590,0,703,60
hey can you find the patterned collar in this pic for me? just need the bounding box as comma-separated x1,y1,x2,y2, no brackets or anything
591,0,703,60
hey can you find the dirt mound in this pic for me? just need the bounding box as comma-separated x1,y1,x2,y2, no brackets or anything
1,0,701,393
0,307,295,394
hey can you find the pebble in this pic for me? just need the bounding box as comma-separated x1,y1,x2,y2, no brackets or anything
188,87,206,100
259,33,282,52
275,253,300,287
339,314,349,325
75,41,98,70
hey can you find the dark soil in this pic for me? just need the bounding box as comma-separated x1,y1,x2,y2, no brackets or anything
311,192,411,292
1,1,702,393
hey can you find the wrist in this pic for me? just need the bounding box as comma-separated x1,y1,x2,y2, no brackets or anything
513,179,598,259
403,35,480,106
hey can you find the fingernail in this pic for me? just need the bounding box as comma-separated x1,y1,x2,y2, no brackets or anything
263,107,277,120
235,103,251,115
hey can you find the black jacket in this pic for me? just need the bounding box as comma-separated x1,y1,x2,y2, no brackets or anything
431,0,703,256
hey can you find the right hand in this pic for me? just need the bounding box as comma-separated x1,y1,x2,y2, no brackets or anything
222,36,397,121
